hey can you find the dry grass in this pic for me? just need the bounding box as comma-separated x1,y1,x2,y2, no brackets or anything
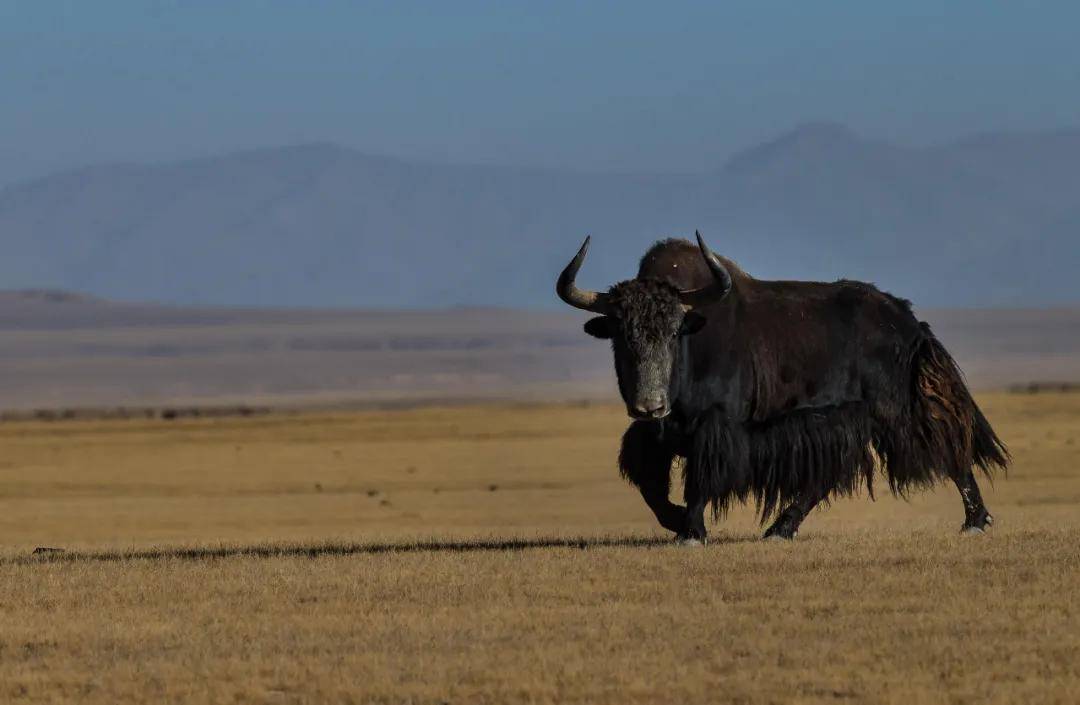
1,393,1079,703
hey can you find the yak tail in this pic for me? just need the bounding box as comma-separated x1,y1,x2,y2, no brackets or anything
895,324,1009,491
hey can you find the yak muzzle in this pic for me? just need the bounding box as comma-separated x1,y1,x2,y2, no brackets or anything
629,400,670,420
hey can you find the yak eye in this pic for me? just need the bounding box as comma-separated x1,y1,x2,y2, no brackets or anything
584,316,617,339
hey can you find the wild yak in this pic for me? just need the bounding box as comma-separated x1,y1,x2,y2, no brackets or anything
556,232,1008,543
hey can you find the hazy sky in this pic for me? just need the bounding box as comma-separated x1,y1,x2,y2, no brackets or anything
2,1,1079,185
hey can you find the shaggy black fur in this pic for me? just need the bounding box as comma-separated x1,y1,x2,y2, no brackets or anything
678,326,1008,522
580,236,1010,539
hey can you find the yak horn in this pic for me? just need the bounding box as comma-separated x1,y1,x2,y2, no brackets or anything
555,236,611,314
678,231,733,310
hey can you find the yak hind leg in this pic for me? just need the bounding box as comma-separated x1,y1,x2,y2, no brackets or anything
619,421,686,536
762,487,829,541
955,470,994,534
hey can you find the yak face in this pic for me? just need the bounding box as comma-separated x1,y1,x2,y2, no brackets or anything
556,232,731,419
584,279,707,419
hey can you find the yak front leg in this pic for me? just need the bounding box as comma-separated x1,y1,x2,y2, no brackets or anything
677,450,712,545
955,470,994,534
619,421,685,535
680,480,709,545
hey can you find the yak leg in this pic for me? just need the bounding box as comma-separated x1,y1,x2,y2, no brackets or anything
954,470,993,534
619,421,685,535
762,488,829,541
680,482,709,544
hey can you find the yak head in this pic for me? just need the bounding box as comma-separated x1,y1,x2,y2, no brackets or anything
556,232,732,420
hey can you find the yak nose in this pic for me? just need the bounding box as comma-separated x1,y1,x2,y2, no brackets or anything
630,400,669,419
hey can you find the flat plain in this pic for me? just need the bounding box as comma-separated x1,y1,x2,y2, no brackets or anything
1,392,1079,704
1,293,1078,410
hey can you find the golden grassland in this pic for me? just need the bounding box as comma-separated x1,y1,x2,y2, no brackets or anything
1,393,1079,704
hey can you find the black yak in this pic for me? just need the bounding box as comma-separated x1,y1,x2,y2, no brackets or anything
556,232,1008,543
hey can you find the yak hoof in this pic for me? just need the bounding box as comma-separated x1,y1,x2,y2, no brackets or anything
763,531,796,542
961,511,994,535
675,536,705,547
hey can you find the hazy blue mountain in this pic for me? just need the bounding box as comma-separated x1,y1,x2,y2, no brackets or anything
0,124,1077,308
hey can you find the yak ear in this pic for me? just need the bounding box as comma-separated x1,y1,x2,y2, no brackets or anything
679,312,707,336
584,316,616,339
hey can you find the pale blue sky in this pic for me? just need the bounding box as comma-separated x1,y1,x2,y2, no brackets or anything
2,1,1079,184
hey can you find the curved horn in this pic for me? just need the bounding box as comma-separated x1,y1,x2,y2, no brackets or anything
556,236,611,314
678,231,733,310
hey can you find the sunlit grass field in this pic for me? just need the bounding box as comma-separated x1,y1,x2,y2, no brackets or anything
2,393,1079,703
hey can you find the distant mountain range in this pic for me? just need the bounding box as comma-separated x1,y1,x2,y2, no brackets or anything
1,122,1077,308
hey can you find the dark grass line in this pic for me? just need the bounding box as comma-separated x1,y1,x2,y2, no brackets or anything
5,534,724,566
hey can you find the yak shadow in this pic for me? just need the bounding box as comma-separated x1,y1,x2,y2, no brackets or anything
7,533,760,566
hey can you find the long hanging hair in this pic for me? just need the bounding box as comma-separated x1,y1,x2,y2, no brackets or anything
682,324,1008,521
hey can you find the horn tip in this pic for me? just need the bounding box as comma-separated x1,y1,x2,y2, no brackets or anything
574,235,591,260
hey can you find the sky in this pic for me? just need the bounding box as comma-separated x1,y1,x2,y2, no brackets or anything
2,1,1079,186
